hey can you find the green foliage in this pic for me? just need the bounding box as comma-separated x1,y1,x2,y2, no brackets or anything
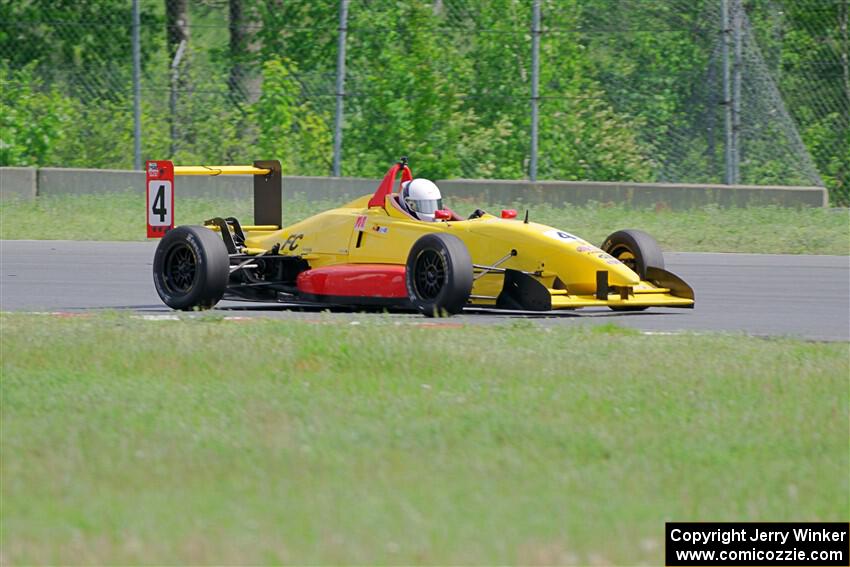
454,0,532,178
0,0,162,97
250,58,332,173
0,62,138,169
165,75,251,166
539,96,654,181
341,3,471,178
746,0,850,202
0,0,845,203
0,63,78,166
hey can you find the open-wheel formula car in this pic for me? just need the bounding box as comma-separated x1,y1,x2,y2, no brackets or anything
147,158,694,316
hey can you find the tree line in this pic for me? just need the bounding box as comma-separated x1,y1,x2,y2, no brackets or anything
1,0,847,203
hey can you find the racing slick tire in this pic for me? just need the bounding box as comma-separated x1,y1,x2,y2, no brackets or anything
153,225,230,310
406,234,473,317
601,229,665,312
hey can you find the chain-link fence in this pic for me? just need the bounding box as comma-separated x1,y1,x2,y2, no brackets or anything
2,0,848,203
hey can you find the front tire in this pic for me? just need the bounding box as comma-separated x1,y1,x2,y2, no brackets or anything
601,229,665,312
153,225,230,310
406,234,473,317
601,229,665,279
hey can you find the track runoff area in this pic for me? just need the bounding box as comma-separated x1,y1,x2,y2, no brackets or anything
2,159,848,340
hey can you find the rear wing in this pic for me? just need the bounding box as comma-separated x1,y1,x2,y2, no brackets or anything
146,160,281,238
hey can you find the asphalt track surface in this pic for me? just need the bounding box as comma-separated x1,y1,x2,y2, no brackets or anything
2,240,848,341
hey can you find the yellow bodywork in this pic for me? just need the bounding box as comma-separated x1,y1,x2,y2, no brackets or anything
237,193,693,310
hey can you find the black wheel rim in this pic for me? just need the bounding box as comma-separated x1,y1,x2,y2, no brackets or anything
413,249,447,300
610,245,638,273
164,243,198,294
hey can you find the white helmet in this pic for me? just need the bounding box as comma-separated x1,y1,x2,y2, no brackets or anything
400,178,443,221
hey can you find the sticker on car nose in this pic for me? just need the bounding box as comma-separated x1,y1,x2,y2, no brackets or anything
543,229,578,241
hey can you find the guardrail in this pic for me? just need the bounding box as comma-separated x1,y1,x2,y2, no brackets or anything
0,166,828,209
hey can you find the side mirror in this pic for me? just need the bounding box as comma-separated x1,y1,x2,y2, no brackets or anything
501,209,517,219
434,209,452,221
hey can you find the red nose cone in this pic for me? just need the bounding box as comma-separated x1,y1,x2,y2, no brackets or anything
501,209,517,219
434,209,452,220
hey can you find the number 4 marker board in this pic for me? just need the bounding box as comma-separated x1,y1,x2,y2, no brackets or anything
146,160,174,238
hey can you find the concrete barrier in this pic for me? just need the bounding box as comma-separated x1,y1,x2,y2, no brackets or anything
288,176,387,201
31,168,380,201
37,168,142,196
438,179,829,209
0,167,37,200
0,166,829,208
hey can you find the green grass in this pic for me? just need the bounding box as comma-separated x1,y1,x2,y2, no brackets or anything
2,313,847,565
2,192,848,254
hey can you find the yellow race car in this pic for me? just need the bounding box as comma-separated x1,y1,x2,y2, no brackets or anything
149,158,694,316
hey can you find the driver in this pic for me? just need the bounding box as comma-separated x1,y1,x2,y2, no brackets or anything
399,178,443,222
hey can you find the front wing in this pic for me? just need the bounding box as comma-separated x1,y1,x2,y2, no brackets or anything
470,267,694,311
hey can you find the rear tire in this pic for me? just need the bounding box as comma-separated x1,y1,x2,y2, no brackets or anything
406,234,473,317
153,225,230,310
601,229,665,312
